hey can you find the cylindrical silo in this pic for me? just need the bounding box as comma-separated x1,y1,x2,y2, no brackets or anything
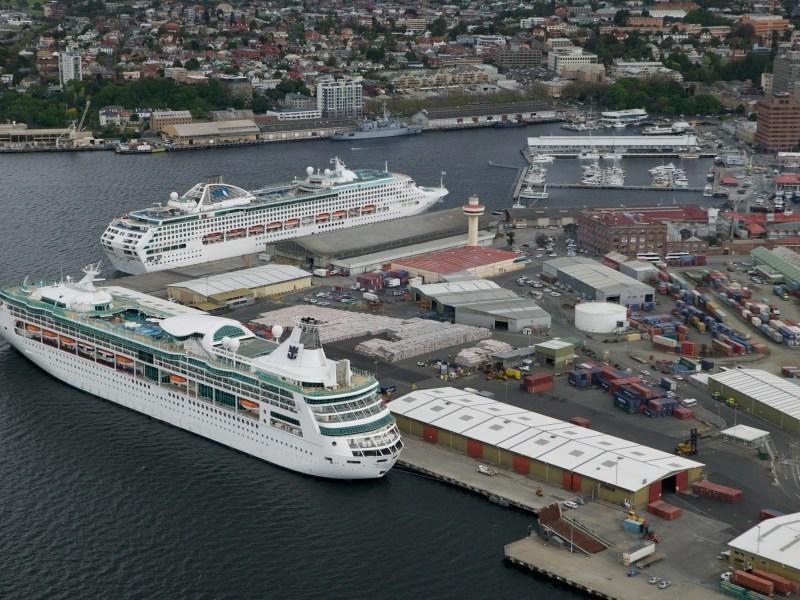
574,302,628,333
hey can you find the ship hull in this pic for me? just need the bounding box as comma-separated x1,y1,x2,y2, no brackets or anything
331,127,423,140
0,311,396,479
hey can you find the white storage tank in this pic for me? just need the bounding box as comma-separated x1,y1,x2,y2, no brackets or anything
575,302,628,333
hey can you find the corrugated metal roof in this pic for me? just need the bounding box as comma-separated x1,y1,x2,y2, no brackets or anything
389,387,703,491
414,278,551,322
545,257,652,294
710,368,800,420
728,513,800,571
752,246,800,284
169,264,310,297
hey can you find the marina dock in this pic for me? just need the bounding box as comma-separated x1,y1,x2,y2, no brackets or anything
546,183,702,192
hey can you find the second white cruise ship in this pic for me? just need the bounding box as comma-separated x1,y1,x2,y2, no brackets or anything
102,158,448,274
0,264,403,479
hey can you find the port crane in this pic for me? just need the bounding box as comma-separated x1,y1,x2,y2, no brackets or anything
56,99,91,149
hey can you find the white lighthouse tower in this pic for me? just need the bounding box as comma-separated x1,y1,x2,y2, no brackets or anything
462,195,485,247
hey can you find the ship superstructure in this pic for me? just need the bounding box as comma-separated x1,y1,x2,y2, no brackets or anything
0,264,402,479
101,158,447,274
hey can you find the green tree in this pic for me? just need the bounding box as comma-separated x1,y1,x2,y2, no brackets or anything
429,17,448,37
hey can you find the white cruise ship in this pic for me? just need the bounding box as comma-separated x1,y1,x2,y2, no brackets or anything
0,264,403,479
101,158,447,275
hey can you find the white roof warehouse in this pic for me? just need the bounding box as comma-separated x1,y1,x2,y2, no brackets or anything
389,387,703,507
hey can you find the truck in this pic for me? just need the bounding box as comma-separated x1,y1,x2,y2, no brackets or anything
313,268,329,277
505,367,522,380
659,377,677,392
622,541,655,566
732,570,774,596
386,278,401,288
363,292,380,303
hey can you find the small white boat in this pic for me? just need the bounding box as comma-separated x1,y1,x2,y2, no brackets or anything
578,152,600,161
477,464,497,476
531,154,555,164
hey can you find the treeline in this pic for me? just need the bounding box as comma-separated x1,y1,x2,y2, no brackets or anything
564,78,724,116
0,78,241,127
664,51,771,83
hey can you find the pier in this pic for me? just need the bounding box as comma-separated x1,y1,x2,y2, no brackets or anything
547,183,703,192
397,435,730,600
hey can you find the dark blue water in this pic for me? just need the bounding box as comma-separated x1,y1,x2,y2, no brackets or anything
0,126,595,598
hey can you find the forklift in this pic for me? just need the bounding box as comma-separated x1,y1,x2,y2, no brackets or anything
675,428,699,457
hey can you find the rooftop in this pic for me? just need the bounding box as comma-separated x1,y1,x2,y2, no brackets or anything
394,247,518,274
546,257,651,293
583,206,708,226
720,424,770,443
276,208,492,259
535,339,574,351
751,247,800,284
389,387,703,492
168,264,311,298
413,280,550,322
165,119,260,137
709,369,800,421
728,513,800,571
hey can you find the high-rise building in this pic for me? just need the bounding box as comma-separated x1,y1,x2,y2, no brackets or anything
772,50,800,97
756,93,800,151
316,78,363,119
58,50,82,86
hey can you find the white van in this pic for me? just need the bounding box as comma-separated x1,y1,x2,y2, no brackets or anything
680,398,698,408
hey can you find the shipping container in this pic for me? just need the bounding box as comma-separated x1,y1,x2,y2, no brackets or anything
732,570,774,596
751,569,793,594
759,508,785,521
647,500,682,520
622,541,655,566
569,416,591,428
692,480,743,503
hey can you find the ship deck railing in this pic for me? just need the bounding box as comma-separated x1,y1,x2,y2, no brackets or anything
5,288,378,398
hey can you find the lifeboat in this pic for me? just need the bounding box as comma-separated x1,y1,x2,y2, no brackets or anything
333,210,347,220
285,219,300,229
169,374,188,385
202,232,223,244
78,344,94,355
97,349,114,361
60,336,76,346
42,330,58,340
315,212,330,222
239,399,259,411
116,355,134,365
228,228,246,238
267,221,283,230
362,204,376,214
25,324,41,334
249,224,265,235
348,207,361,217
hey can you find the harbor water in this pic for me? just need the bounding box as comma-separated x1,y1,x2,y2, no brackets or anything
0,124,710,598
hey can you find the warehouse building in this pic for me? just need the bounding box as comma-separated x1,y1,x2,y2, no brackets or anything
534,339,575,368
393,246,522,283
728,513,800,582
389,387,704,508
270,208,495,273
708,369,800,435
751,246,800,289
543,257,655,308
167,264,311,310
411,279,551,332
161,119,260,147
